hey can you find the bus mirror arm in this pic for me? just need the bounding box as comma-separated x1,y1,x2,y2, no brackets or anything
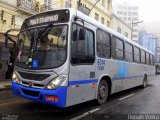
74,17,86,40
74,17,84,26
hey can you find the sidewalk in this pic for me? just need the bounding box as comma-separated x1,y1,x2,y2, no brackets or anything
0,79,12,90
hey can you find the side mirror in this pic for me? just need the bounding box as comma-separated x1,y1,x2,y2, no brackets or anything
79,28,86,40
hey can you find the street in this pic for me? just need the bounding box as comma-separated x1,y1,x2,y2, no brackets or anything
0,76,159,120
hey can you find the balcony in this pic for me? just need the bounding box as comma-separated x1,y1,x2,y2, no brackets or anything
40,4,52,12
77,2,90,15
17,0,40,15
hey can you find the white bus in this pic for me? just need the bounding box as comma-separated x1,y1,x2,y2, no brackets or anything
12,8,155,108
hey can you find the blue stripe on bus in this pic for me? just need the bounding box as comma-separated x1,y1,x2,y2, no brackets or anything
68,74,156,85
69,79,98,85
113,74,155,80
148,74,156,76
113,76,143,80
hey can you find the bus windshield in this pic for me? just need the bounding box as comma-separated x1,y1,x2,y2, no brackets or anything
15,24,68,69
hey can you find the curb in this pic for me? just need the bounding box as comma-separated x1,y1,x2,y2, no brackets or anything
0,87,11,91
0,84,12,91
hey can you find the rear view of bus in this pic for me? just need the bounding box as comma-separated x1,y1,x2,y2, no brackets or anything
12,9,70,108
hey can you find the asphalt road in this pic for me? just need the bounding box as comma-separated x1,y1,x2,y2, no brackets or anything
0,75,160,120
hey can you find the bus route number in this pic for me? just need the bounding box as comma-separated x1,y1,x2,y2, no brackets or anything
97,59,106,70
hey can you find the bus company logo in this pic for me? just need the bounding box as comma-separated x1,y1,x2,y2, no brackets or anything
29,82,33,87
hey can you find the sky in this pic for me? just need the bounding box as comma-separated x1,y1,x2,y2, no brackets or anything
112,0,160,36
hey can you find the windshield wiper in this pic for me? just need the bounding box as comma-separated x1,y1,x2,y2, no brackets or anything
38,24,53,43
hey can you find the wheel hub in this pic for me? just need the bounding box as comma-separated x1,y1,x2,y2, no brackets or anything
99,86,107,99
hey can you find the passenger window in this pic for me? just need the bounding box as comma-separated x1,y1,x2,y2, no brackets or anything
125,43,133,62
111,36,124,60
134,47,140,63
71,23,95,64
97,29,111,58
141,50,146,64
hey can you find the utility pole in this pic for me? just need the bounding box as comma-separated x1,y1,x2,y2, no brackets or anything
131,20,143,41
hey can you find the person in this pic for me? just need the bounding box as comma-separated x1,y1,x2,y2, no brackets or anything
6,48,15,79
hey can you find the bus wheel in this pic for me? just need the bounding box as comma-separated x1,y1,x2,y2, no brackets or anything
97,80,108,104
142,75,147,88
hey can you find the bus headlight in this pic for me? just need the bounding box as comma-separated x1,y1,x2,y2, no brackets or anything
46,75,67,89
12,72,20,84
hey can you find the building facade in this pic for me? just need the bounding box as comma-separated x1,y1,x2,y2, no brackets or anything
0,0,113,34
113,3,139,43
112,14,132,39
0,0,47,35
48,0,113,27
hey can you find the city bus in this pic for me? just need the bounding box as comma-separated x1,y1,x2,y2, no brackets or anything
12,8,155,108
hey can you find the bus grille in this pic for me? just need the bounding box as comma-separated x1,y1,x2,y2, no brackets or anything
21,81,44,88
18,72,50,81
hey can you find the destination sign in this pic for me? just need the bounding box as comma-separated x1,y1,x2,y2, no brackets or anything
29,15,59,26
21,9,70,30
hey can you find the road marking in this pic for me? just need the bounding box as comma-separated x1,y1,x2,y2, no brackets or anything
0,100,27,107
70,108,100,120
118,94,135,101
143,87,150,91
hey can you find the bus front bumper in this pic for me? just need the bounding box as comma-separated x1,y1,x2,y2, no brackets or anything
12,81,67,108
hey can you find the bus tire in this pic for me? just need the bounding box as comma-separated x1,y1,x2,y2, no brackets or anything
142,75,147,88
96,80,108,105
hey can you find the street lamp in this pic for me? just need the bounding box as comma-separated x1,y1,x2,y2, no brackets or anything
131,20,143,41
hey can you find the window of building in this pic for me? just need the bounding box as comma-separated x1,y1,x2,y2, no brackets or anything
129,7,132,10
134,47,140,63
125,32,128,38
117,11,123,15
132,34,138,38
65,0,71,8
124,17,127,21
128,17,131,21
117,27,121,33
133,29,138,32
141,50,146,64
97,29,111,58
125,43,133,62
107,20,110,27
44,0,52,10
111,36,124,60
124,12,127,16
95,13,99,21
128,12,132,16
101,17,105,24
107,0,111,10
71,23,95,64
102,0,105,7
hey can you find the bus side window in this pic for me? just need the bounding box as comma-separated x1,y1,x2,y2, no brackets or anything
111,36,124,60
97,29,111,58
